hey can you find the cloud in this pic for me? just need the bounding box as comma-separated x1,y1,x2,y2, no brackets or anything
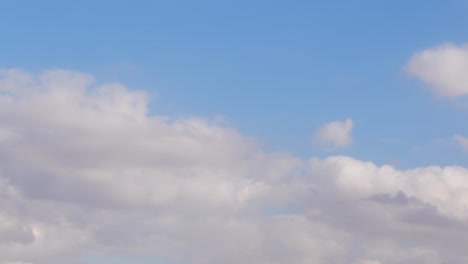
0,68,337,264
313,118,353,150
1,69,468,263
405,43,468,97
454,134,468,151
2,262,35,264
353,260,382,264
315,156,468,220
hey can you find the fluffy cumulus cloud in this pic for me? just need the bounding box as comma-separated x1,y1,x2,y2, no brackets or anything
405,43,468,97
313,118,353,150
2,69,468,263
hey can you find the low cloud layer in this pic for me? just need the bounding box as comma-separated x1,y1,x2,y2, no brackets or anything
405,43,468,97
1,69,468,264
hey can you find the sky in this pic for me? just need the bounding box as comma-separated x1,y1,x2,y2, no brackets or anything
1,0,468,263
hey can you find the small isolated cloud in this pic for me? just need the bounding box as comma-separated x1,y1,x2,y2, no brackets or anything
405,43,468,97
313,118,353,150
454,134,468,151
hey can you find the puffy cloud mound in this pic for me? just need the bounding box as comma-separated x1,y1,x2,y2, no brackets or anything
405,43,468,97
1,69,468,263
313,118,353,150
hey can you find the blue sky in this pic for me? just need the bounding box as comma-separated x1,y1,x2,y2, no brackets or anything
2,1,468,263
2,0,468,168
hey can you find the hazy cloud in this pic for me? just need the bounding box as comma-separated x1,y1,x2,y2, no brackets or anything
454,134,468,151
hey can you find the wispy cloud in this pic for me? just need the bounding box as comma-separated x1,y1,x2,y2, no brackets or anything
454,134,468,151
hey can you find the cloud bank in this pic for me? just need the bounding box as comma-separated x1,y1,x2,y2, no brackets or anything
0,69,468,264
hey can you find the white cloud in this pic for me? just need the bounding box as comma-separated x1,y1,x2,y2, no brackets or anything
0,69,338,264
454,134,468,151
2,69,468,263
405,43,468,97
313,118,353,150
